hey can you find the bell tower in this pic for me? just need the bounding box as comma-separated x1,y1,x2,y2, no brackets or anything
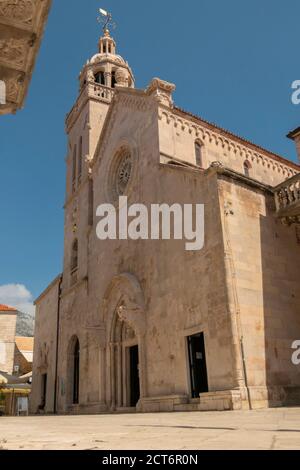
65,12,135,197
63,12,135,289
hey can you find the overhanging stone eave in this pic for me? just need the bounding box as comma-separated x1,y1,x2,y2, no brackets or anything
208,163,274,194
0,0,52,115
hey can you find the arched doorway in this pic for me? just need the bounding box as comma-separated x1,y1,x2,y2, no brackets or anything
103,273,147,411
111,312,140,409
67,336,80,406
73,338,80,405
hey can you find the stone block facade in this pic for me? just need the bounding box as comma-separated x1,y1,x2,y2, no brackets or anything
31,28,300,415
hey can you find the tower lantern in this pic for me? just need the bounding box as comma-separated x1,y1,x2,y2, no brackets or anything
78,9,135,91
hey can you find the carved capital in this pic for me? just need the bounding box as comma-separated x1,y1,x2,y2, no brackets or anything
117,301,146,337
147,77,176,107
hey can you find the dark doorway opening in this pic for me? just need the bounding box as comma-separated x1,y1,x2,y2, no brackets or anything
73,339,80,404
129,345,140,407
187,333,209,398
40,373,47,409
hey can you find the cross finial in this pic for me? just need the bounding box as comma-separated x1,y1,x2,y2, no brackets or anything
97,8,116,34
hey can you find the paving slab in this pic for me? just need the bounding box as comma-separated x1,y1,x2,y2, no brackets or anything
0,408,300,450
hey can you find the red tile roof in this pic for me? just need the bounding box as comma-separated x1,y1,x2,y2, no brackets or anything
0,304,17,312
15,336,34,352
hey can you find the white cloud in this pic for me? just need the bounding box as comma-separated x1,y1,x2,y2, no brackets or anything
0,284,35,317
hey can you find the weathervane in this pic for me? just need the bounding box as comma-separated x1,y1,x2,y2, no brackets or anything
97,8,116,33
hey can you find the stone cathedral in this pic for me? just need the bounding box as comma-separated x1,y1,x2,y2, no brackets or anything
31,24,300,415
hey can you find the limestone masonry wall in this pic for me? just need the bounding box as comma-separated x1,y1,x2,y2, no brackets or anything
30,277,61,414
0,311,17,375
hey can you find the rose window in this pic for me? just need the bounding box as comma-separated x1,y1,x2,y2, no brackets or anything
116,153,132,196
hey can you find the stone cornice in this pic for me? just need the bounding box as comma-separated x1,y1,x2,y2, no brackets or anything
207,162,273,194
159,158,273,194
91,87,156,171
158,106,300,177
65,82,114,133
0,0,52,115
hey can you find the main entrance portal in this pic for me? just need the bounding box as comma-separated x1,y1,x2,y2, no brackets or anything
110,314,141,410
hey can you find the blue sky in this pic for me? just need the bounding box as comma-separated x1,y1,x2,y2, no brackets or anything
0,0,299,312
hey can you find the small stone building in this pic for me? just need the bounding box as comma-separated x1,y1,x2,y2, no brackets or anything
30,27,300,415
0,305,33,416
0,304,18,375
0,304,34,377
14,337,34,376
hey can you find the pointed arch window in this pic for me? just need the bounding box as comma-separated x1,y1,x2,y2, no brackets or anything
78,137,83,185
73,338,80,405
71,237,78,270
195,140,203,167
71,239,78,271
243,160,252,177
72,145,77,193
88,178,94,227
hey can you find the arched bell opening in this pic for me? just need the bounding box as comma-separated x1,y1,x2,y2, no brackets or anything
66,335,81,406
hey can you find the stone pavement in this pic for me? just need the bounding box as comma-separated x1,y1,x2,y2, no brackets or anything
0,408,300,450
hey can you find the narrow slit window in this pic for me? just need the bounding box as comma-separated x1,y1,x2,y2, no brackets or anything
243,160,251,177
78,137,83,184
71,239,78,273
72,145,77,192
195,141,203,167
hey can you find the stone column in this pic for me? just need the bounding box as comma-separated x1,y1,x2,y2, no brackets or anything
105,72,112,88
110,342,116,410
138,334,147,399
222,207,246,391
117,343,122,408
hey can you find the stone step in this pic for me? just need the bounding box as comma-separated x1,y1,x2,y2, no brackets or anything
115,407,137,414
174,403,200,412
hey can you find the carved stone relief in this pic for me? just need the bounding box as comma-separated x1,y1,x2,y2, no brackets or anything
0,0,35,25
0,37,27,66
0,0,51,114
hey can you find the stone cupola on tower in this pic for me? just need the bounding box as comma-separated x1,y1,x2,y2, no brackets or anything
79,28,135,91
